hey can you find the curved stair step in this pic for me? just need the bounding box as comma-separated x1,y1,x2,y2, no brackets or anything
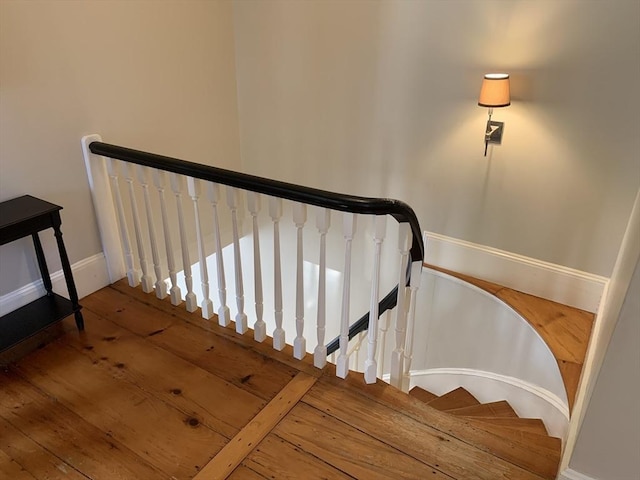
426,387,479,411
461,416,549,435
330,372,561,479
461,417,561,452
445,400,517,417
408,386,437,403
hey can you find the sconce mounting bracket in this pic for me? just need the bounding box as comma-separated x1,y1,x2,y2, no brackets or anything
486,120,505,145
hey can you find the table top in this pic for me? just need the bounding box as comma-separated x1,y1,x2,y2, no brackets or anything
0,195,62,231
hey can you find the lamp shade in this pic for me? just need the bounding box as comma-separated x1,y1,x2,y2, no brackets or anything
478,73,510,107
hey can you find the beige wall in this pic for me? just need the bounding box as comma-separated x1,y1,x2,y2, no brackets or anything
570,256,640,478
0,0,241,294
232,0,640,277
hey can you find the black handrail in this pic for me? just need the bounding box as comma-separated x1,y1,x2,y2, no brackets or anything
89,141,424,354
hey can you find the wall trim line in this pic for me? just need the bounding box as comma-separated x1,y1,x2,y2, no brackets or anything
423,231,608,313
558,468,599,480
0,253,110,316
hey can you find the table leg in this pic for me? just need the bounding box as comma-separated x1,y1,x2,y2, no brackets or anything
32,232,53,296
52,214,84,331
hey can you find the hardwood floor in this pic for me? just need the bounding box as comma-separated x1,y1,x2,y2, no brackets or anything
0,281,570,479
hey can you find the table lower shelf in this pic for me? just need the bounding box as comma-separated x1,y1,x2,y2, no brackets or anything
0,294,77,351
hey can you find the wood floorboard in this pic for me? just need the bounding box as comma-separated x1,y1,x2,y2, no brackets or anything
242,433,355,480
62,309,266,439
304,376,550,480
0,369,166,479
0,416,86,480
228,465,269,480
445,400,517,417
11,340,227,479
109,280,321,377
193,372,317,480
460,416,549,435
274,403,455,480
82,287,300,401
0,446,38,480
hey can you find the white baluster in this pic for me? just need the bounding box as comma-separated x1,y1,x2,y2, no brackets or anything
269,197,285,351
124,163,153,293
402,261,423,391
336,212,357,379
187,177,214,319
153,170,181,305
137,165,167,300
227,187,248,334
364,216,387,384
293,203,307,360
377,310,392,378
351,332,359,371
330,351,336,365
390,223,411,389
106,159,139,287
314,208,331,368
247,192,266,342
206,183,230,326
170,174,197,312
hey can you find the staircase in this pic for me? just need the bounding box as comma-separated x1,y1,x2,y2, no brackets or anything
409,386,561,462
329,371,563,479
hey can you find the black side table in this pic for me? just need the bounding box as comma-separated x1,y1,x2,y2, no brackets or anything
0,195,83,352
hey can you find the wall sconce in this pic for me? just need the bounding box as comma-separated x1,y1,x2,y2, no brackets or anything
478,73,510,156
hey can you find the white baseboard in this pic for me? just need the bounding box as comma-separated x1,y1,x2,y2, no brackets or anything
0,253,110,316
423,231,608,313
558,468,598,480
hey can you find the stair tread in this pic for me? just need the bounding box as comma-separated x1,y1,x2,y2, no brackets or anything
462,416,549,435
426,386,480,411
314,370,559,479
408,386,437,403
446,400,518,417
461,417,561,451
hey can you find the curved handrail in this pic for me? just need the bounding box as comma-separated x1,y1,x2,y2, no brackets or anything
88,141,424,353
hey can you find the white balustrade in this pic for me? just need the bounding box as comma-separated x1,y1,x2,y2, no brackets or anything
227,187,248,334
292,203,307,360
377,310,392,378
269,197,285,351
206,183,230,326
390,222,411,388
82,137,424,388
124,163,153,293
137,165,167,300
364,216,387,384
336,212,357,379
106,159,139,287
314,208,331,368
153,170,181,305
187,177,214,319
247,192,266,342
402,261,423,391
350,331,366,371
170,173,197,312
